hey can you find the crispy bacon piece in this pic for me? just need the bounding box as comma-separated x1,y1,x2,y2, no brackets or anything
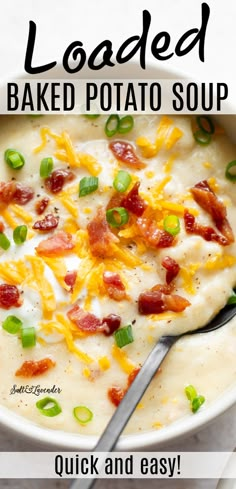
0,284,22,309
15,358,55,377
109,141,146,170
138,290,190,315
162,256,180,284
33,213,59,231
121,182,147,217
45,169,75,194
0,181,34,205
0,221,4,232
35,197,50,215
106,193,123,211
36,230,74,256
108,367,141,407
102,314,121,336
190,180,234,245
64,270,77,291
87,208,118,258
103,271,126,301
151,283,174,294
184,210,228,246
67,304,102,333
108,386,125,407
136,216,175,248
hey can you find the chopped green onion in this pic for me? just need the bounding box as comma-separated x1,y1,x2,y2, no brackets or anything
185,384,197,402
105,114,120,137
13,225,28,245
21,327,36,348
36,397,62,417
192,395,205,413
114,324,134,348
113,170,131,193
193,129,211,145
79,176,99,197
225,160,236,182
118,115,134,134
196,116,215,135
0,232,10,250
40,157,53,178
185,385,205,413
73,405,93,424
2,315,22,334
4,149,25,170
84,114,100,119
163,215,180,236
106,207,129,228
227,290,236,305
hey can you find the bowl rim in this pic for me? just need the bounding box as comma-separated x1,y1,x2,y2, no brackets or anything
0,61,235,450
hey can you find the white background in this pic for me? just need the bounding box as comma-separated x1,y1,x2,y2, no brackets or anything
0,1,236,488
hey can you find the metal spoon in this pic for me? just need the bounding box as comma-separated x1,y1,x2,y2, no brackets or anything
70,302,236,489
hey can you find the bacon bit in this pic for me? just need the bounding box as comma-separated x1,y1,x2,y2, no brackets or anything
0,221,4,232
108,386,125,407
121,182,147,217
184,210,228,246
35,197,50,215
67,304,102,333
106,193,123,211
136,216,175,248
102,314,121,336
33,213,59,231
0,181,34,206
87,208,118,258
138,290,190,315
109,141,146,170
15,358,55,377
103,271,126,301
127,367,141,387
0,284,22,309
162,256,180,284
151,283,174,294
108,366,141,407
191,180,234,245
36,230,74,256
45,169,75,194
64,270,77,291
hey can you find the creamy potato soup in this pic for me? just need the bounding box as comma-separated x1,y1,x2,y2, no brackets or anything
0,114,235,435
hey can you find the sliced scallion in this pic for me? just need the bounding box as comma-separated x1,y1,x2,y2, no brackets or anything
185,385,205,413
114,324,134,348
163,215,180,236
113,170,131,193
191,395,205,413
73,405,93,424
118,115,134,134
5,149,25,170
225,160,236,182
227,290,236,305
21,327,36,348
36,397,62,417
84,114,100,119
0,232,10,250
13,225,28,245
2,315,22,334
40,157,53,178
105,114,120,138
196,116,215,135
106,207,129,228
193,129,211,145
79,176,99,197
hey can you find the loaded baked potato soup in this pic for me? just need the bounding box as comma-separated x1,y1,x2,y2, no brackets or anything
0,114,235,434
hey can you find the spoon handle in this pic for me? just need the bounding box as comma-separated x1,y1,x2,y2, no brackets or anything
70,334,178,489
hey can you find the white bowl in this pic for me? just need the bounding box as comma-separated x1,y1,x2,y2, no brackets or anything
0,62,235,450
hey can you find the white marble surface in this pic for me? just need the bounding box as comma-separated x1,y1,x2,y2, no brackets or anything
0,1,235,488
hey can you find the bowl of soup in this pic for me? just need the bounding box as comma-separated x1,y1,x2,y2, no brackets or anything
0,64,235,450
